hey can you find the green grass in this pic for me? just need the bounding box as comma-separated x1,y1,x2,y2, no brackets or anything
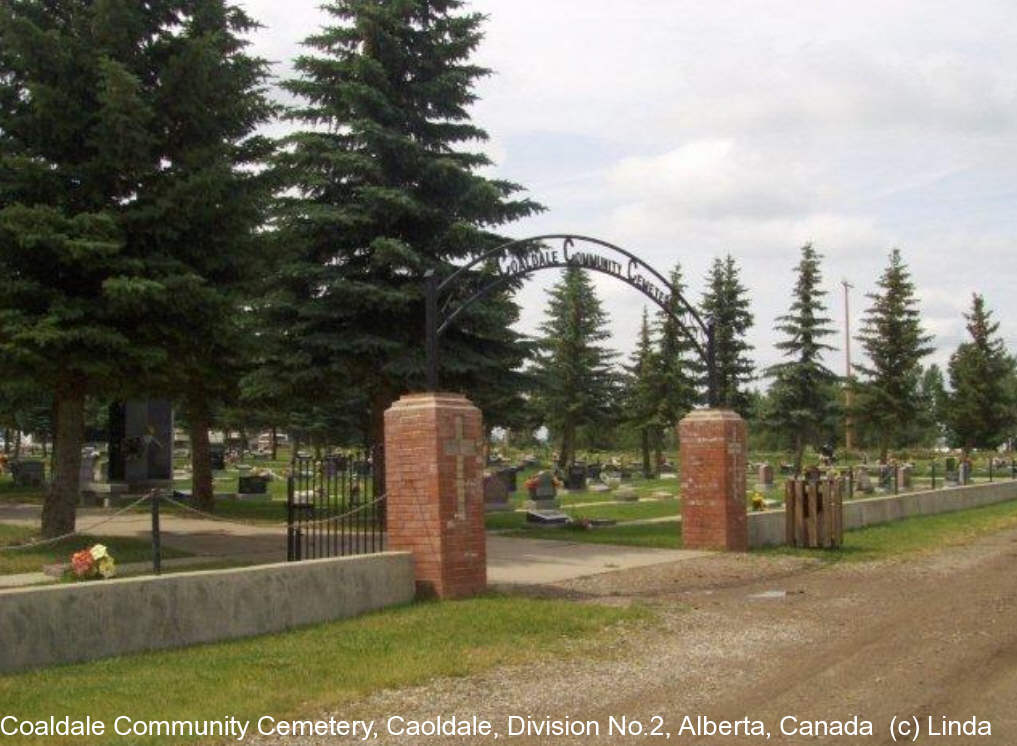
0,523,189,576
505,521,683,548
485,498,680,531
760,498,1017,563
0,595,651,746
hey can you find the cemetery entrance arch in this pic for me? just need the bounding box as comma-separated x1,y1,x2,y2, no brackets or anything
424,235,718,405
385,235,748,599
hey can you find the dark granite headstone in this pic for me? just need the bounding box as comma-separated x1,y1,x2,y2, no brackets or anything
208,444,226,471
566,463,587,490
107,400,173,488
238,475,269,494
496,466,518,494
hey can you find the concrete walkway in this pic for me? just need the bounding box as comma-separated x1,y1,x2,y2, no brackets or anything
486,536,709,585
1,504,707,588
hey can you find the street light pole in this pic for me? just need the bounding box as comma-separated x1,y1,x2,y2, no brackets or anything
843,279,854,452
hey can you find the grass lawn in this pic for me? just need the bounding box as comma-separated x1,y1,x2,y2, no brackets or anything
513,522,684,548
0,523,189,576
0,595,651,746
762,497,1017,563
486,498,681,532
497,497,1017,557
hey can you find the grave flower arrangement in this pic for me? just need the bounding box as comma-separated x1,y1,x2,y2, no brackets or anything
70,544,116,580
523,474,562,491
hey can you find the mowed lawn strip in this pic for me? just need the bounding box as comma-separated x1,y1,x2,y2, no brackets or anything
763,497,1017,563
0,524,189,576
0,596,651,746
498,496,1017,556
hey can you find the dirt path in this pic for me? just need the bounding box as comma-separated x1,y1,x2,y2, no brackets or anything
280,528,1017,745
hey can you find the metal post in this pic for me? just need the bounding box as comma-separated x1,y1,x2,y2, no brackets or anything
706,322,718,408
931,460,937,490
286,475,295,562
893,467,899,495
989,458,994,482
425,271,439,391
151,491,161,576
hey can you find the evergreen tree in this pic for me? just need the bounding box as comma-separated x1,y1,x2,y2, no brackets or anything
764,244,838,472
701,255,754,414
0,1,175,535
272,0,542,453
533,267,618,469
852,249,934,458
123,1,276,511
654,263,700,449
945,294,1017,451
624,308,662,477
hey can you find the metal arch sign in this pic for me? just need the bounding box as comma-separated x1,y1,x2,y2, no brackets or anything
425,234,717,405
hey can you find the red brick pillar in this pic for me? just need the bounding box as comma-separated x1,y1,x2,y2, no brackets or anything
384,393,486,599
678,409,748,551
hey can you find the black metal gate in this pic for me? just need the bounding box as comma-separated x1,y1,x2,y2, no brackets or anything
286,448,385,561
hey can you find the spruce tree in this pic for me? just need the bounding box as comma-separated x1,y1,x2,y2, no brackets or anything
764,244,838,472
625,308,662,477
701,255,754,414
655,263,700,428
273,0,542,452
533,267,618,469
945,294,1017,451
852,249,934,458
122,1,276,511
0,1,173,535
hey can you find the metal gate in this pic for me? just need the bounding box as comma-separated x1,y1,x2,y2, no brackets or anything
286,448,385,561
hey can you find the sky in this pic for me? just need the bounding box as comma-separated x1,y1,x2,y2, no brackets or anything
242,0,1017,379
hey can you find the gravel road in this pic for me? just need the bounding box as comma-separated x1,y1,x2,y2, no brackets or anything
254,529,1017,745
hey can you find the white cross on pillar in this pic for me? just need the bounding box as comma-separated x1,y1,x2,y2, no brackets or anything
444,416,476,520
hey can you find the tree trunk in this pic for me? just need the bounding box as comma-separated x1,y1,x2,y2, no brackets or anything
14,430,21,459
793,433,805,475
557,424,573,470
3,428,9,455
641,428,651,478
41,381,85,538
189,401,214,513
270,426,278,461
369,387,394,495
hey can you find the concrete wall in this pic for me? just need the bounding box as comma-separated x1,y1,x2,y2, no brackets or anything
749,480,1017,548
0,552,414,674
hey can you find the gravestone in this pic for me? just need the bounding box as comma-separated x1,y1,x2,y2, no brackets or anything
496,466,518,494
483,473,512,512
757,463,775,490
897,464,913,489
959,460,972,485
566,463,587,491
11,460,44,487
209,444,226,471
587,462,602,480
855,467,874,494
238,474,269,495
107,400,173,490
526,470,559,510
79,448,100,486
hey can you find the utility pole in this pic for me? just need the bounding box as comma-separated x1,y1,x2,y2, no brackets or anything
842,280,854,452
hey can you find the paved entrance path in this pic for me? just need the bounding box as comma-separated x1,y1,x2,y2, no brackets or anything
0,504,705,586
486,536,708,585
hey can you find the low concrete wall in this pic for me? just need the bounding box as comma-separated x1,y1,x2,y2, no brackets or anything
1,552,414,673
749,480,1017,548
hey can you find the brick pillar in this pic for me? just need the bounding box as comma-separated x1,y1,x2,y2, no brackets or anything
678,409,748,551
384,393,486,599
